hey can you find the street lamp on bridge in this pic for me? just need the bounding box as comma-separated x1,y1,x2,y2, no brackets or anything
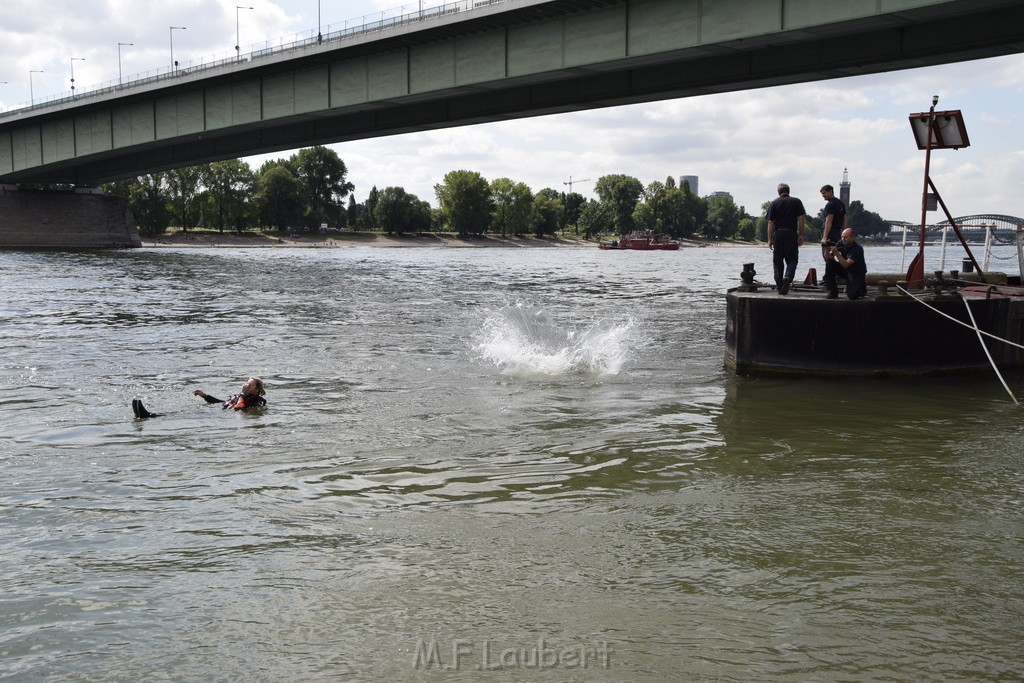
70,57,85,99
118,42,133,85
29,70,43,106
170,26,186,72
236,6,253,61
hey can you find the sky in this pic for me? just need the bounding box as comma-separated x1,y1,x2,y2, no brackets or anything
2,0,1024,223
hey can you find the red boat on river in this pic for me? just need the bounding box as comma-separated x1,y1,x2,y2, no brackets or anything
599,230,680,250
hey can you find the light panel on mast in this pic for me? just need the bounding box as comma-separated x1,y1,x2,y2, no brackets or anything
908,110,970,150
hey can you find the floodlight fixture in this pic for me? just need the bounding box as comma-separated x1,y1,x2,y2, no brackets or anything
909,110,970,150
906,96,980,283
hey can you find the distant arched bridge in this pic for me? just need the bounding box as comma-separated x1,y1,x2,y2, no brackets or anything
888,215,1024,243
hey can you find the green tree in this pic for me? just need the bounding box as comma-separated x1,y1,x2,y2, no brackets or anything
373,186,430,234
737,217,756,241
682,183,707,235
104,173,170,236
292,146,354,229
562,191,586,231
201,159,254,232
660,187,693,237
632,201,658,233
847,200,888,236
166,165,204,231
435,170,492,236
805,209,824,242
430,207,445,232
577,200,614,239
254,162,302,231
345,195,363,230
364,186,380,230
705,194,742,239
533,189,564,237
641,180,667,228
594,174,644,233
644,180,667,202
640,180,693,235
413,200,432,233
489,177,536,237
756,201,771,241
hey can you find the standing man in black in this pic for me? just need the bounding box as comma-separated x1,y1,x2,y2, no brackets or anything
766,183,806,295
819,184,846,261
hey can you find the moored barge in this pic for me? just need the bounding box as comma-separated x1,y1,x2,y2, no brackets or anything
725,97,1024,379
725,275,1024,375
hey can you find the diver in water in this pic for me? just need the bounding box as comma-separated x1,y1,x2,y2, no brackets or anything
132,376,267,419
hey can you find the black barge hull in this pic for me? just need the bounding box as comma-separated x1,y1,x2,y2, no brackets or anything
725,287,1024,376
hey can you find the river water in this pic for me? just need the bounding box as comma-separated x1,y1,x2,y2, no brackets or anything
1,243,1022,681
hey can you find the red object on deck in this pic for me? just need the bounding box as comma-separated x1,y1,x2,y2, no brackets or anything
906,252,925,286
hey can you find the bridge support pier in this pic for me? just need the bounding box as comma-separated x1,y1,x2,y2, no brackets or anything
0,186,140,249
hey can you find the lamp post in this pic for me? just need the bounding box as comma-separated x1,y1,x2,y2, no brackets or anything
70,57,85,98
236,6,253,60
317,0,322,44
170,26,186,72
29,70,43,105
117,42,133,85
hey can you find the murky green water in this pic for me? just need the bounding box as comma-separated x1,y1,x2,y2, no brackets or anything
2,244,1022,681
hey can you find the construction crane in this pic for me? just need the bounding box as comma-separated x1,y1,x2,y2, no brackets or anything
563,175,591,193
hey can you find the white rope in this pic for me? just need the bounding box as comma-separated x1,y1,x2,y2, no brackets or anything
961,296,1019,405
895,285,1024,351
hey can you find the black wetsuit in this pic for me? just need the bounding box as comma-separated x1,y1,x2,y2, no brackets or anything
133,392,266,419
199,393,267,411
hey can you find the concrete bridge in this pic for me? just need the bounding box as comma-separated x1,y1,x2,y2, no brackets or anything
2,0,1023,247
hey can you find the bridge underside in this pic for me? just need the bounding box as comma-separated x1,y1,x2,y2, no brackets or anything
3,0,1024,185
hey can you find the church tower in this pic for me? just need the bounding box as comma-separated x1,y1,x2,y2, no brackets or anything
840,167,851,206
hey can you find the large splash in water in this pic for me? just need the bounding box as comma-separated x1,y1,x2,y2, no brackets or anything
475,304,634,376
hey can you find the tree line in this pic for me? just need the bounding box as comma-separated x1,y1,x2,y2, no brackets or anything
96,145,890,241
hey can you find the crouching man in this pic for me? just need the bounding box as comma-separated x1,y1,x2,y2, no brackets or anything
824,228,867,299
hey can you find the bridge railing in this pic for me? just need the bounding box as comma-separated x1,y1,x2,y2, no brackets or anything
0,0,504,119
895,223,1024,274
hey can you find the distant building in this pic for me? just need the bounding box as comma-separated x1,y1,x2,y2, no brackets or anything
679,175,699,194
707,191,734,202
840,167,851,206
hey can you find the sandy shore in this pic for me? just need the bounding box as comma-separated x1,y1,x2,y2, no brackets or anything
141,230,739,249
142,231,592,248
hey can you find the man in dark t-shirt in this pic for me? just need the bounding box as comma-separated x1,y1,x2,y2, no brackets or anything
766,183,806,295
824,228,867,299
820,184,846,260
